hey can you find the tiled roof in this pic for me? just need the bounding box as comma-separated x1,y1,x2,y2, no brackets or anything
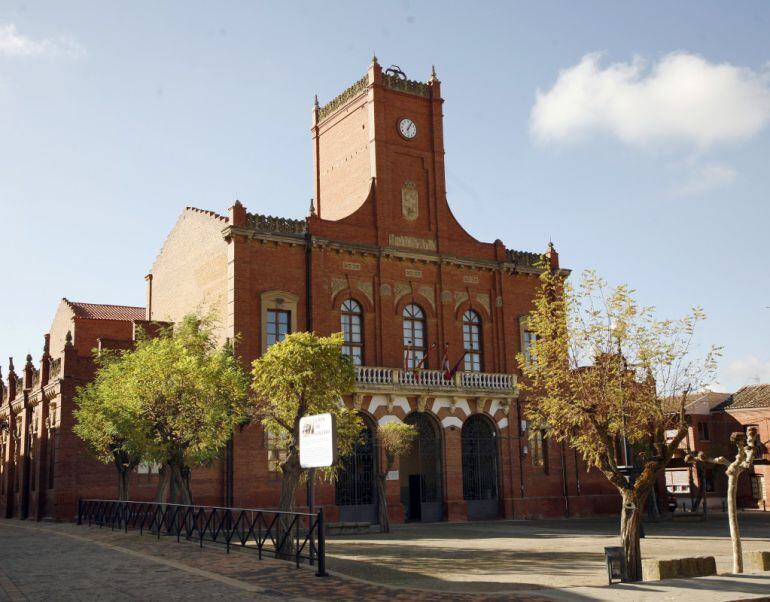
662,390,731,414
64,299,145,321
719,384,770,411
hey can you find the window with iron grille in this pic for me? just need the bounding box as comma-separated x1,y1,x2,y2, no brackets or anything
462,415,498,500
529,427,549,474
403,304,427,369
462,310,482,372
335,421,376,506
752,474,766,500
266,309,290,348
405,412,442,503
340,299,363,366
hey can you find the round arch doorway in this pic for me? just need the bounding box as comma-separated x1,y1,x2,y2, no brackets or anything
400,412,444,522
335,414,378,524
461,414,501,520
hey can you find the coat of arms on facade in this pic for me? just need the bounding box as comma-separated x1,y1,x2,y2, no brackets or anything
401,180,418,221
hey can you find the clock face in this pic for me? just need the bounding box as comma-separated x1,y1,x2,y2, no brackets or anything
398,117,417,139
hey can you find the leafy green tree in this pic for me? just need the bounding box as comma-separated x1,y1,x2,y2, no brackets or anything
375,422,417,533
517,268,719,582
74,351,142,500
74,315,251,504
251,331,361,514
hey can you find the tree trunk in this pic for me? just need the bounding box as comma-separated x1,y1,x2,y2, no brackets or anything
692,464,705,512
277,451,302,557
169,462,192,505
620,489,643,582
117,467,130,501
726,469,743,573
155,465,171,503
377,474,389,534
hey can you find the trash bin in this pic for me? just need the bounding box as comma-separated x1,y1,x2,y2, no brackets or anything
604,546,627,584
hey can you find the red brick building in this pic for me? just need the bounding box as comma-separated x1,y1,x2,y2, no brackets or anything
2,59,623,522
664,387,770,513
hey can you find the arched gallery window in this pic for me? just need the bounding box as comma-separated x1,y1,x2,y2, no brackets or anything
462,309,482,372
340,299,363,366
403,304,426,369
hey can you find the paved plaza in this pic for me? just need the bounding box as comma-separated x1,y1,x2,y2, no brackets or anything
326,513,770,594
0,514,769,600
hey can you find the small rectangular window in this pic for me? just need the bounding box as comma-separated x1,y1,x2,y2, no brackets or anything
266,309,291,348
697,422,710,441
523,330,536,362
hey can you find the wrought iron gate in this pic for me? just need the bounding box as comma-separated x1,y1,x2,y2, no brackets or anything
335,422,377,523
462,415,500,520
405,412,443,522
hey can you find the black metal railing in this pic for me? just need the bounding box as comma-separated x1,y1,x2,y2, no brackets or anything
76,499,327,576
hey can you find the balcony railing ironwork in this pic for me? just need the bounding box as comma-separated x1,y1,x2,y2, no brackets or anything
354,366,516,392
76,499,327,576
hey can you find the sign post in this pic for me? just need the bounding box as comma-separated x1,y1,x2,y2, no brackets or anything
299,413,338,469
299,413,337,577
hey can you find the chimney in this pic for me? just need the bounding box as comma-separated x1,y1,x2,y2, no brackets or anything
145,273,153,320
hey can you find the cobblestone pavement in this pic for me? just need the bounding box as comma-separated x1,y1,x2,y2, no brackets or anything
0,520,549,601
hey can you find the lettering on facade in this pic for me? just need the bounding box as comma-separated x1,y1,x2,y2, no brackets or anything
388,234,437,252
405,268,422,278
463,275,479,284
401,180,419,221
342,261,361,271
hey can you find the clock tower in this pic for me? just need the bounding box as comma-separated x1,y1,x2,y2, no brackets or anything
311,57,449,251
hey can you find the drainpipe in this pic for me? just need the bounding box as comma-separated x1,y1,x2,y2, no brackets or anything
560,441,570,518
516,400,525,498
574,448,582,496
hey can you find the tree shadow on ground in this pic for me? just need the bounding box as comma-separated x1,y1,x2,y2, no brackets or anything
327,544,605,593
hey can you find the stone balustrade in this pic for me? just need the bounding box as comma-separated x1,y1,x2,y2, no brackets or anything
354,366,516,394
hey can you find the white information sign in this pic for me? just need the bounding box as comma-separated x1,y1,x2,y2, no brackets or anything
299,413,338,468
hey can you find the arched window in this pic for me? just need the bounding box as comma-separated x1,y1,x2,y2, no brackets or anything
335,415,377,523
403,304,426,369
462,309,482,372
340,299,363,366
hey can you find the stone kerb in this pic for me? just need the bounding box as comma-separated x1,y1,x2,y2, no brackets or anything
642,556,717,581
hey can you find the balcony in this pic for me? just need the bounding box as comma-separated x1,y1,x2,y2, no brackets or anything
354,366,517,397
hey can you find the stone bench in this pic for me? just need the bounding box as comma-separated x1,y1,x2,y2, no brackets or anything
747,551,770,572
642,556,717,581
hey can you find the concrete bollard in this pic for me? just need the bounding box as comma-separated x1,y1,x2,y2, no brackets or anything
642,556,717,581
747,551,770,573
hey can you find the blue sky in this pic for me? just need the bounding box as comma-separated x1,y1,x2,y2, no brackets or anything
1,1,768,390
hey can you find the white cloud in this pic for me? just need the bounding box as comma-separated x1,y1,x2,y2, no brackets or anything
0,23,85,59
675,162,737,196
725,356,770,388
531,52,770,150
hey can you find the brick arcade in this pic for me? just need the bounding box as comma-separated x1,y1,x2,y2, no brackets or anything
1,58,624,523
